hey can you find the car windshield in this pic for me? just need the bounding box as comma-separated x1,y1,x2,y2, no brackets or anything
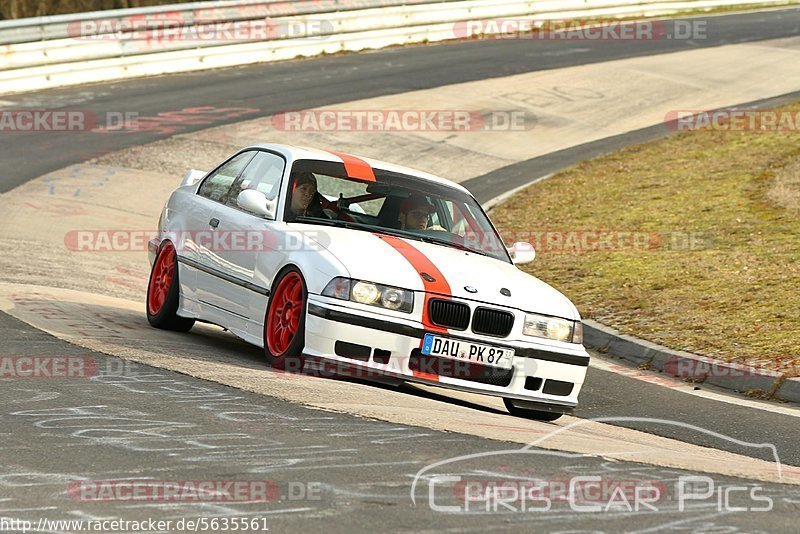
284,159,511,263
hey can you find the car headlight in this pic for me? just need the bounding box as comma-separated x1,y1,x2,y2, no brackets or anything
322,277,414,313
352,281,381,304
523,313,582,343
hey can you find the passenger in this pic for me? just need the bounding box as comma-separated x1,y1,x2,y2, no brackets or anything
398,194,445,231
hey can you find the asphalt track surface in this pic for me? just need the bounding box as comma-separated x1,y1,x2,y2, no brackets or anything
2,8,800,532
2,313,799,532
2,9,800,194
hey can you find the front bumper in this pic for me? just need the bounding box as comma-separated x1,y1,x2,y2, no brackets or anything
304,296,589,410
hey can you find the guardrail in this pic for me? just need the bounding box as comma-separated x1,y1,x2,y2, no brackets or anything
0,0,797,95
0,0,448,45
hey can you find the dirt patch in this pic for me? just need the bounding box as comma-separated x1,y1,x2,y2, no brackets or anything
767,158,800,211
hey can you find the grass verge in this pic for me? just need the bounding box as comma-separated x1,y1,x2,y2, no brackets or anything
490,102,800,375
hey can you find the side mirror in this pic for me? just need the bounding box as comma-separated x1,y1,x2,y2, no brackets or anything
508,241,536,265
237,189,275,218
181,168,206,187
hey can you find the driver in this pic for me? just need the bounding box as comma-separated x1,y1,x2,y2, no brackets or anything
398,194,445,231
288,172,326,219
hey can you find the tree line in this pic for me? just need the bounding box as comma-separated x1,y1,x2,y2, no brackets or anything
0,0,197,20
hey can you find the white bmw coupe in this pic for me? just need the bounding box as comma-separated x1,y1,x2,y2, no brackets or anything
147,144,589,421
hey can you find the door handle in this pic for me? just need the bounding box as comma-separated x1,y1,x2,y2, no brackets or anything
209,218,220,229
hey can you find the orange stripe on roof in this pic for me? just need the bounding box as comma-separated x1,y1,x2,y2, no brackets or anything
329,151,376,182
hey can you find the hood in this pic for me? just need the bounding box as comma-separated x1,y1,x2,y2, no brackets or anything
297,224,579,320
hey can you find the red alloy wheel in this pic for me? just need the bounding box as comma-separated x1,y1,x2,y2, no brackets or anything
148,242,176,316
266,272,304,357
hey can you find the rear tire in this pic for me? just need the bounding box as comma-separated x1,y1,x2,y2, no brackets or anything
146,241,195,332
503,398,564,422
264,267,307,372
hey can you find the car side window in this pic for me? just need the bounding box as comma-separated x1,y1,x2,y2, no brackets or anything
197,151,255,203
234,151,286,204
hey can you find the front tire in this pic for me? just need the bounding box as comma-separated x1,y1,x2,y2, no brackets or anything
146,241,195,332
264,267,307,372
503,398,564,422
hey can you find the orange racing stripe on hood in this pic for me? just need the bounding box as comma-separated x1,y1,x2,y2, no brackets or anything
375,234,451,337
375,235,456,382
376,235,451,295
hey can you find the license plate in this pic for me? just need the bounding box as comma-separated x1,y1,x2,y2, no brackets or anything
421,334,514,370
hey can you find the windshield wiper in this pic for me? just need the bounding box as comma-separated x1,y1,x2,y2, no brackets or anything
294,216,389,234
416,235,490,257
294,216,344,227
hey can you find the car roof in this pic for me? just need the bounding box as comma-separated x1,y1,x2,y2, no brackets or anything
247,142,472,196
